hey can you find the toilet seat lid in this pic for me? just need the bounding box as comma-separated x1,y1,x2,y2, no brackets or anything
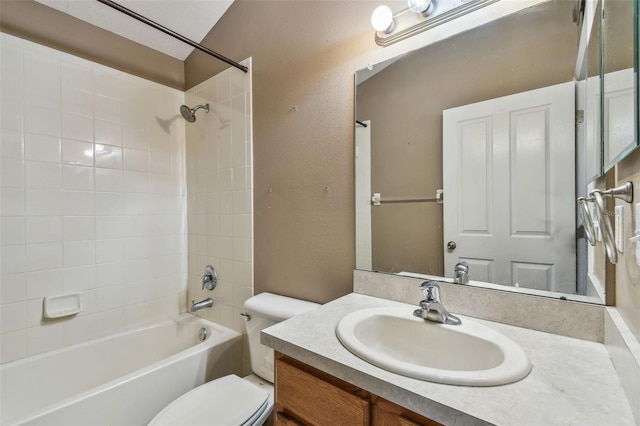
149,375,271,426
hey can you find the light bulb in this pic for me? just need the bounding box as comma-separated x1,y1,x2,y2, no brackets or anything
371,5,394,33
407,0,433,15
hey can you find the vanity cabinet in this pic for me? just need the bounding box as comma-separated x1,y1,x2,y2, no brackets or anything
274,353,441,426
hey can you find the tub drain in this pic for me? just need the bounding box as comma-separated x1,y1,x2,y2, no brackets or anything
198,327,208,341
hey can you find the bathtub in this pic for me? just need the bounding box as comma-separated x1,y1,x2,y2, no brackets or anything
0,314,242,426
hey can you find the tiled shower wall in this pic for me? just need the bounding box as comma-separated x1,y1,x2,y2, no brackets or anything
185,59,253,335
0,33,188,363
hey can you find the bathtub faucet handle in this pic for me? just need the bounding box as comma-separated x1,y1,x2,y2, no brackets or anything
201,265,217,291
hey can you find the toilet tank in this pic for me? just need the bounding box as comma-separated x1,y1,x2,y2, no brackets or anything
243,292,319,383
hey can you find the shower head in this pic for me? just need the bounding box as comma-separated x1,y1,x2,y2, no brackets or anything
180,104,209,123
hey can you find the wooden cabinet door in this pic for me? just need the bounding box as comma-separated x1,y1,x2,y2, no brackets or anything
275,357,369,426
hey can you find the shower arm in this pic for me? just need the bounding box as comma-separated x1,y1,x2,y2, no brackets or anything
96,0,248,74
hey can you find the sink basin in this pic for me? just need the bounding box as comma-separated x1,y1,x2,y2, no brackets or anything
336,307,531,386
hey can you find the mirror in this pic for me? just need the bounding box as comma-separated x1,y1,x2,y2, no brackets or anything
355,0,614,303
601,0,637,171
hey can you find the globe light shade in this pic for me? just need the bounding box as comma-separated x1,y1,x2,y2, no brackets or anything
407,0,433,15
371,5,394,33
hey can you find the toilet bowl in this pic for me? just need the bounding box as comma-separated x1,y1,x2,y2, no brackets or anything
149,292,319,426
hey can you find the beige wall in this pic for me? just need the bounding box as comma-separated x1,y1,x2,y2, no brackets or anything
186,1,380,303
356,1,576,275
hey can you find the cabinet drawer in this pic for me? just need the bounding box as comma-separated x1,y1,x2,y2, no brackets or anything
276,358,369,425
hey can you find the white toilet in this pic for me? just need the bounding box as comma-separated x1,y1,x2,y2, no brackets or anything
149,292,319,426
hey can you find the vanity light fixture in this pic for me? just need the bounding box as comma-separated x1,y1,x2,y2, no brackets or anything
372,0,499,47
371,5,395,33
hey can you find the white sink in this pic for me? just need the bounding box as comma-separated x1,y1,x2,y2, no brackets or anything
335,307,531,386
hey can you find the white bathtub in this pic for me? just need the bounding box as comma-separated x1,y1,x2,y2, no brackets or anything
0,314,242,426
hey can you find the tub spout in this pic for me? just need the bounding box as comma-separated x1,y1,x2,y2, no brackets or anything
191,298,213,312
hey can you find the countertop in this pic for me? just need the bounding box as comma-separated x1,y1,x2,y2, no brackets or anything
261,293,636,426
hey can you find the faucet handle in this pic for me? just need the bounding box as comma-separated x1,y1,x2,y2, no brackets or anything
455,261,469,271
419,281,440,302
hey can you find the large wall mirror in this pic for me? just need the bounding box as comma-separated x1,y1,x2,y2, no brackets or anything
354,0,638,304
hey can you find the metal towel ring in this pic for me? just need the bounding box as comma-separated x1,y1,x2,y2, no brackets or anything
577,197,596,247
590,190,617,264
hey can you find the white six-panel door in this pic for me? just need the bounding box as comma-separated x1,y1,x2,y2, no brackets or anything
443,81,575,293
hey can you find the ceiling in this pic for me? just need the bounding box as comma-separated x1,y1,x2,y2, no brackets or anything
34,0,234,61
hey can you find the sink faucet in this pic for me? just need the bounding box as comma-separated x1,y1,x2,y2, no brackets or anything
191,298,213,313
454,261,469,285
413,281,461,325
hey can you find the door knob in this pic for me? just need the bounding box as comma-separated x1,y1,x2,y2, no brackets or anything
447,241,456,250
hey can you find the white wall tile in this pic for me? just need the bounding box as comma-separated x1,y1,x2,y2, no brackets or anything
123,148,149,172
1,159,24,188
95,120,122,147
96,216,124,240
124,302,151,328
63,216,95,241
62,87,93,116
1,188,25,216
95,262,124,287
1,273,26,304
93,65,121,98
95,192,124,216
26,243,63,272
122,124,147,150
26,216,62,244
96,307,125,336
79,289,96,316
62,59,93,92
24,105,60,137
26,298,44,327
62,139,94,166
95,144,122,169
63,241,95,267
63,265,95,292
1,130,24,160
95,168,123,193
0,330,26,363
61,191,93,216
0,301,26,333
1,245,26,275
1,101,23,132
25,189,61,216
24,76,60,110
96,239,124,264
26,268,63,299
63,314,96,345
94,96,120,122
62,112,93,143
1,217,25,246
62,165,94,191
24,47,60,83
24,134,61,163
25,162,61,189
27,323,64,355
123,171,149,193
97,285,124,311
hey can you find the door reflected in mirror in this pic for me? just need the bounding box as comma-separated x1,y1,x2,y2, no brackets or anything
602,0,636,171
354,0,615,303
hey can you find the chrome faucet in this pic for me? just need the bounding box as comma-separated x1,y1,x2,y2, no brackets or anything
454,261,469,285
413,281,461,325
191,298,213,313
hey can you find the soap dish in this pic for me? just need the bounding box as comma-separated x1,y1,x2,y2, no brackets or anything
43,293,82,319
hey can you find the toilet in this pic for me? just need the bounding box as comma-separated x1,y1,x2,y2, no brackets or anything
149,292,319,426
